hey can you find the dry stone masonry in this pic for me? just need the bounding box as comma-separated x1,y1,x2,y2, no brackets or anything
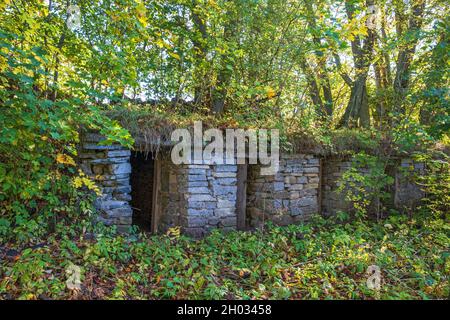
321,156,425,216
394,158,425,211
78,133,133,232
188,163,239,235
78,133,426,236
247,154,321,227
321,156,353,216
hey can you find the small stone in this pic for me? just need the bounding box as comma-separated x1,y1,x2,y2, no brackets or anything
303,167,319,173
215,208,235,217
189,168,207,175
217,178,237,186
308,177,320,184
188,187,211,194
212,172,236,178
187,209,213,216
189,174,207,181
188,181,209,187
107,150,131,157
105,207,133,218
187,194,215,202
290,184,303,190
273,182,284,191
215,165,237,172
297,176,308,183
217,199,235,208
289,192,300,200
189,201,217,209
213,186,237,196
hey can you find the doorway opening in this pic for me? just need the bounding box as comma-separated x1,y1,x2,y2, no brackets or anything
130,151,155,232
236,163,249,230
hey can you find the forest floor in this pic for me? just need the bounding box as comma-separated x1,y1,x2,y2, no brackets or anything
0,213,448,300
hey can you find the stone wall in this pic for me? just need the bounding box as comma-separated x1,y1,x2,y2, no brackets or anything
321,156,353,216
78,133,133,232
246,154,321,227
394,158,425,212
179,162,238,237
78,133,426,235
321,156,425,216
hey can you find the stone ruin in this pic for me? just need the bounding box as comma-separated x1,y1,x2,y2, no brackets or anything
77,132,424,236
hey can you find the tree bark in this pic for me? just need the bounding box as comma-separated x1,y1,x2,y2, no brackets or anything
393,0,426,114
211,10,236,114
305,0,333,118
300,57,324,116
190,5,209,106
339,0,375,128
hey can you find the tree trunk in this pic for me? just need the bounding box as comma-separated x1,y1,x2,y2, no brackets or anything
299,57,324,116
339,0,375,128
211,11,236,114
340,75,370,127
393,0,426,114
191,5,209,107
305,0,333,118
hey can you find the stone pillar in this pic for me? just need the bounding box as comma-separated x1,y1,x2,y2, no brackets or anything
78,133,133,232
182,163,238,237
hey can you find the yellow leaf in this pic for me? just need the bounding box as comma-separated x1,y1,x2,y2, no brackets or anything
266,87,276,99
166,226,181,238
155,38,165,48
56,153,76,166
169,52,180,60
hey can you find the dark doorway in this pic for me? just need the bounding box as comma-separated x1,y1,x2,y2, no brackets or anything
130,152,154,232
236,164,248,230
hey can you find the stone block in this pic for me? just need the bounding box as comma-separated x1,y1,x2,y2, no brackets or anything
188,187,211,194
107,150,131,158
188,181,209,187
274,182,285,191
105,207,133,218
187,208,214,216
115,193,132,201
290,184,303,190
217,178,237,186
303,167,319,173
189,201,217,209
99,200,128,210
213,186,237,196
293,197,317,208
308,177,320,184
187,194,215,202
217,199,235,208
83,143,122,150
297,176,308,184
207,217,220,225
215,165,237,172
110,163,131,175
212,172,236,178
220,216,237,227
189,168,207,175
215,208,235,217
189,174,207,181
